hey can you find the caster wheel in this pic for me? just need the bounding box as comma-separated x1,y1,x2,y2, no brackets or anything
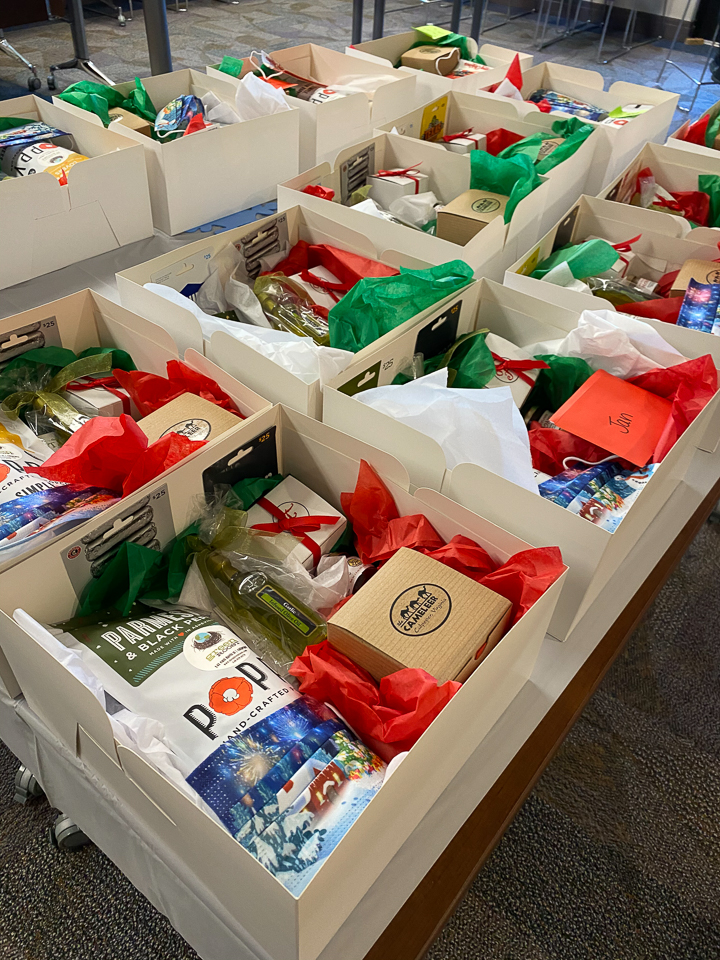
28,76,41,92
14,765,44,805
49,814,91,852
47,75,57,91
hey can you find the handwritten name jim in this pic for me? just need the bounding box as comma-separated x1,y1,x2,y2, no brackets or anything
609,412,633,434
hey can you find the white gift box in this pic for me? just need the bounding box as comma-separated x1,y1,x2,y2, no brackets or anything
245,474,346,568
366,168,431,208
444,132,487,154
483,332,540,407
289,265,344,311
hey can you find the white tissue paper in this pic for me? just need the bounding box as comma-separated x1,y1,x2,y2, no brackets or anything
356,368,538,492
200,90,241,126
542,261,592,293
234,71,291,120
388,191,439,227
526,309,686,379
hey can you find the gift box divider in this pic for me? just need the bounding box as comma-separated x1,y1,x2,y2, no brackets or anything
115,203,481,418
346,34,533,101
375,89,598,243
0,402,566,960
599,141,720,214
277,132,549,278
473,64,678,194
208,43,417,170
505,197,720,392
52,69,301,237
323,277,720,641
0,96,153,290
0,288,272,586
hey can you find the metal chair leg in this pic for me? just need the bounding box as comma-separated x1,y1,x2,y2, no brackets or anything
656,0,692,85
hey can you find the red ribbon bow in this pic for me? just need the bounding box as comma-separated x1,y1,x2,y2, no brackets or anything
491,353,550,388
375,163,423,194
442,129,476,145
299,268,349,303
250,496,339,565
652,195,683,213
65,377,131,415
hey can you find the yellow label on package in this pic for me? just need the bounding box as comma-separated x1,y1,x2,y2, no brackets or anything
517,246,540,276
420,96,448,142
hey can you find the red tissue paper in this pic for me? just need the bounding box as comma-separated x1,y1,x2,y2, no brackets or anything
679,114,709,146
289,639,461,760
617,296,684,325
268,240,399,291
114,360,242,418
302,184,335,200
341,460,564,626
485,127,525,156
26,414,205,495
122,432,206,496
26,415,146,492
628,355,717,462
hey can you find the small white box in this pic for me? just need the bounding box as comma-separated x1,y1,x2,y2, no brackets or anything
289,265,343,310
444,132,487,154
245,474,346,568
61,383,130,418
367,168,430,208
483,332,540,407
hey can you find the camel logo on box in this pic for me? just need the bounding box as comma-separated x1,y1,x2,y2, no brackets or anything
471,197,501,214
161,418,212,441
705,268,720,284
390,583,452,636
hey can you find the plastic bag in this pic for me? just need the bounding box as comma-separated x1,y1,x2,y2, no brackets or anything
328,260,473,352
469,150,543,223
530,238,620,281
254,274,330,344
356,368,537,490
234,71,291,120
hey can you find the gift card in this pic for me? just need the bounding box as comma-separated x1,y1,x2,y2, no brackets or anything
550,369,672,467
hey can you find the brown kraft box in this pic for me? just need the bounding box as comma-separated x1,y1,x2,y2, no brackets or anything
400,45,461,77
436,189,509,245
328,547,512,684
670,258,720,297
137,393,241,444
108,107,153,138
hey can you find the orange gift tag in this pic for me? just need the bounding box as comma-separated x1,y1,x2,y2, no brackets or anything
550,369,672,467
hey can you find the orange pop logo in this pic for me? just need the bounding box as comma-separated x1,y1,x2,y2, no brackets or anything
208,677,253,716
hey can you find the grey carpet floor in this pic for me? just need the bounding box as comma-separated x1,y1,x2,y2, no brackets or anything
1,518,719,960
1,3,720,959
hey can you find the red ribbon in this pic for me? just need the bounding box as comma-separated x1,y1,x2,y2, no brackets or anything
442,129,478,146
491,353,550,388
652,195,683,213
299,268,348,303
250,496,339,566
375,163,423,195
65,377,131,416
610,234,641,277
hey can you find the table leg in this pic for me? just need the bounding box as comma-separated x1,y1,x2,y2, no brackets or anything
142,0,173,75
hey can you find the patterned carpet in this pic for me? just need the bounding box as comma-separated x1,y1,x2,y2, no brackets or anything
1,519,719,960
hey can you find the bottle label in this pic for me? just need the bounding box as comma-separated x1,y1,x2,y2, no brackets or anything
256,584,316,636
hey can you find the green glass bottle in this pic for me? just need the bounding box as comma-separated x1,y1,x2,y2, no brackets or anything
195,547,326,658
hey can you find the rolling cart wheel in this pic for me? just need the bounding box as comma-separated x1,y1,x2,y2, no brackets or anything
47,74,57,91
28,76,42,92
49,814,91,852
13,765,44,805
